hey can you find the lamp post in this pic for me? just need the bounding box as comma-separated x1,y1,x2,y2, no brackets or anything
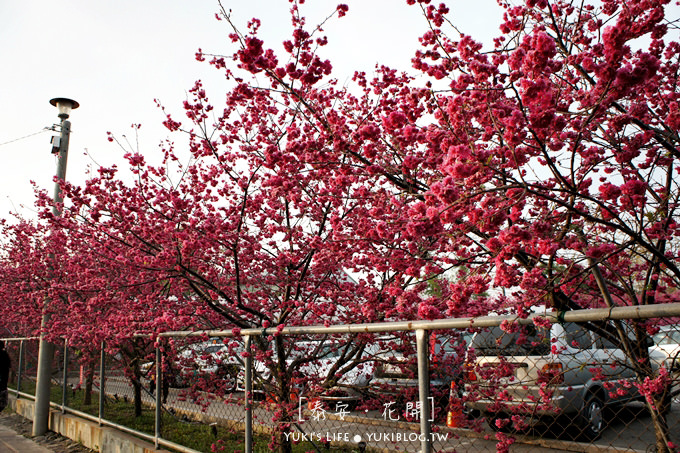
48,98,79,212
32,97,79,436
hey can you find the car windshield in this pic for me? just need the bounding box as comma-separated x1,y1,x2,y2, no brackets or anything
203,345,225,354
653,328,680,345
434,332,472,353
288,342,342,360
471,325,551,356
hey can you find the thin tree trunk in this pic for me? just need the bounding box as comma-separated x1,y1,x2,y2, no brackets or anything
84,360,95,406
132,361,143,417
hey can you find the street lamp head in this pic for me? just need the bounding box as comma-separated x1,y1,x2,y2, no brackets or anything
50,97,79,119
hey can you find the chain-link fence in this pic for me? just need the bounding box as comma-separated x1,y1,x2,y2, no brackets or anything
3,337,40,400
5,304,680,453
4,338,107,422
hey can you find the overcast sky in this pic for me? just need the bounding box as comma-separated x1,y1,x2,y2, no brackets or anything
0,0,503,221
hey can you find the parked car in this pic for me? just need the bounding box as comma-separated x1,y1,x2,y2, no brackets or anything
242,339,377,409
297,341,377,408
369,331,471,417
651,324,680,371
650,324,680,404
144,340,243,391
178,341,243,391
463,319,657,440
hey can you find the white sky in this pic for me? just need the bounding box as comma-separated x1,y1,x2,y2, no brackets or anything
0,0,502,221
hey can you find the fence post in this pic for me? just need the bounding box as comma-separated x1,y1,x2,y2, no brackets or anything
244,335,253,453
99,341,105,425
416,329,432,453
16,340,24,396
155,343,162,450
62,339,69,413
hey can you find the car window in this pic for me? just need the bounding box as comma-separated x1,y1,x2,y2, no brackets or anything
433,334,460,353
670,330,680,343
319,344,342,358
288,342,340,359
438,337,456,353
431,331,473,355
289,343,313,359
592,321,637,349
653,328,680,345
565,322,593,350
203,345,225,354
471,325,551,356
595,332,618,348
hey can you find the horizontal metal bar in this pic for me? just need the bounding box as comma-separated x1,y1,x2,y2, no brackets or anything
9,389,36,400
1,337,39,341
148,302,680,339
48,402,151,439
9,304,680,343
49,403,203,453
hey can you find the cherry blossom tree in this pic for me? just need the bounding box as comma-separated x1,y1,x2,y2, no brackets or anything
2,0,678,450
180,0,678,448
0,215,194,416
28,6,452,447
0,219,56,339
401,0,679,449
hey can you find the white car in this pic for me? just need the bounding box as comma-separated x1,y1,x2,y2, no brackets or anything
243,340,376,408
176,341,243,390
651,325,680,371
369,332,471,418
144,340,243,390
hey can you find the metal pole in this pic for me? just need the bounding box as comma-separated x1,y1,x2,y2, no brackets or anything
155,345,162,450
33,104,74,436
52,119,71,207
33,321,55,435
17,340,24,395
244,336,253,453
153,302,680,339
99,341,105,425
61,339,69,413
416,329,432,453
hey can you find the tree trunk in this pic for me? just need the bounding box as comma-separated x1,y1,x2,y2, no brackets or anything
650,394,671,453
84,360,95,406
276,430,293,453
274,336,293,453
132,362,143,417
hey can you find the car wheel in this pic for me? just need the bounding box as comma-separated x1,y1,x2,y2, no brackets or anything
577,394,605,440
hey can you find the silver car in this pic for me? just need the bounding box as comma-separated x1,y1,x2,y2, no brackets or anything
464,320,654,440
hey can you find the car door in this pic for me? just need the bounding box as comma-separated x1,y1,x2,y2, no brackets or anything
591,321,638,403
549,322,597,413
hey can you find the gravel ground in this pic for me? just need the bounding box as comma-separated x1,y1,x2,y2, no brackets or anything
0,410,96,453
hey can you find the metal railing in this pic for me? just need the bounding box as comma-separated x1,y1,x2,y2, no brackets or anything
4,302,680,453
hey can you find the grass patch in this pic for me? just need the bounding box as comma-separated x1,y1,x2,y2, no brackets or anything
9,380,358,452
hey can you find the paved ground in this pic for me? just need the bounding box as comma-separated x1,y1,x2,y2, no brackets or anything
0,423,53,453
0,411,95,453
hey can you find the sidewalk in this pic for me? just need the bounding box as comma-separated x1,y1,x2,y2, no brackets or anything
0,423,54,453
